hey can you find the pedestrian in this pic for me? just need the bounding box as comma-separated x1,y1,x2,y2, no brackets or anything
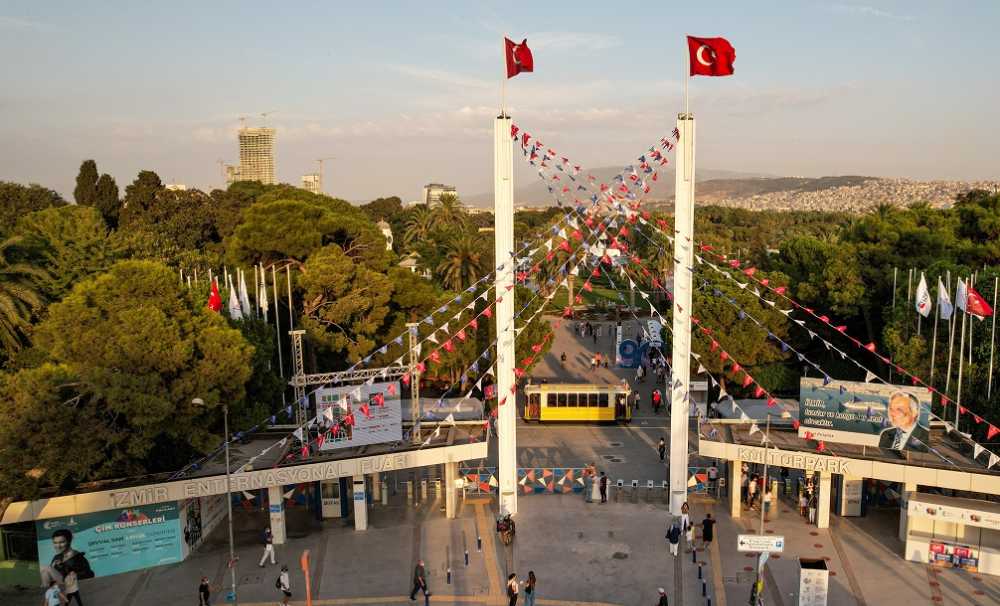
583,466,594,503
656,587,669,606
763,488,773,521
681,502,693,545
808,494,817,524
746,475,757,509
590,355,597,370
410,559,431,604
258,527,275,567
707,463,719,496
701,514,716,548
277,565,291,606
666,521,681,556
634,391,641,411
652,389,662,413
592,329,598,345
741,474,749,504
507,573,519,606
43,580,64,606
596,324,602,339
560,352,567,367
199,576,212,606
657,438,666,462
599,471,608,503
524,571,537,606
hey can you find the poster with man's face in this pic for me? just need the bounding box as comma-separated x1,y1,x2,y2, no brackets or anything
798,378,930,451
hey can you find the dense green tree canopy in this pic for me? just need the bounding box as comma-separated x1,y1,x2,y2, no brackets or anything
0,182,66,236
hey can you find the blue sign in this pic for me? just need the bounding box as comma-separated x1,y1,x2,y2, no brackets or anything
268,504,282,513
617,339,650,369
36,502,183,578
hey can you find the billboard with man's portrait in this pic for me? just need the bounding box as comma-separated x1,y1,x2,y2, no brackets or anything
798,378,931,451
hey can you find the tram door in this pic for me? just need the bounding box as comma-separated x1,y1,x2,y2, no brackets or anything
320,480,342,518
526,392,541,420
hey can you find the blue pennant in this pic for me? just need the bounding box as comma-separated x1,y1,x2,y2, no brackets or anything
823,375,832,386
270,415,276,425
395,336,404,345
286,405,293,416
780,342,790,352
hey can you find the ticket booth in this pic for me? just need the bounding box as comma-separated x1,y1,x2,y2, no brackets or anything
904,492,1000,576
320,479,347,518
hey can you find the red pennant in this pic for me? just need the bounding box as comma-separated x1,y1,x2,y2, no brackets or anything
775,286,786,295
560,240,572,252
574,294,583,304
742,374,753,388
374,393,385,407
416,362,426,373
443,340,454,352
816,441,826,452
760,278,769,286
483,307,493,318
720,351,729,361
317,434,326,448
563,306,573,317
865,342,876,352
582,281,593,292
819,315,829,323
988,425,1000,440
710,340,719,352
360,403,372,419
301,446,310,458
429,351,440,363
766,397,776,407
470,318,478,329
731,362,741,373
387,384,396,396
456,328,466,341
804,431,814,440
531,343,542,353
835,326,847,333
514,367,525,378
792,419,800,430
974,414,984,424
571,230,583,241
754,386,765,398
402,374,411,386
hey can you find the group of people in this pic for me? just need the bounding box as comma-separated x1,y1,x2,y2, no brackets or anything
665,502,716,557
581,462,609,503
505,571,539,606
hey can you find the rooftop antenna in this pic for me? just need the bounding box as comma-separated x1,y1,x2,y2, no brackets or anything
316,157,335,194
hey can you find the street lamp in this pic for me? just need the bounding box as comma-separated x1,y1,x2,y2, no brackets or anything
194,398,238,605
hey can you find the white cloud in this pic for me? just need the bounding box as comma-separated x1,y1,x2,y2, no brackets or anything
0,15,58,31
827,3,915,22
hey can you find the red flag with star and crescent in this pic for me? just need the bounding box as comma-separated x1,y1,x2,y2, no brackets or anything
687,36,735,76
505,37,534,78
207,279,222,313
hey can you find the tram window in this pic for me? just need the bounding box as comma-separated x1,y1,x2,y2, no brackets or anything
588,393,599,407
567,393,578,407
599,393,609,407
557,393,567,407
528,393,540,407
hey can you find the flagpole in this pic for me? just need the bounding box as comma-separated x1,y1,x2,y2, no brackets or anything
501,36,507,116
989,276,998,399
969,273,976,366
684,37,690,117
892,267,898,309
929,275,940,387
956,278,968,429
945,271,955,396
272,264,284,379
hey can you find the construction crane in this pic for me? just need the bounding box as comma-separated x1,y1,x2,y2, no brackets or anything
316,157,335,194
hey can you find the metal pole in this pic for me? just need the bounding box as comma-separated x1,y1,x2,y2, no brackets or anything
929,276,940,388
945,272,956,396
223,403,238,606
286,265,294,331
989,276,998,399
759,415,770,535
407,322,421,443
956,279,968,430
892,267,898,308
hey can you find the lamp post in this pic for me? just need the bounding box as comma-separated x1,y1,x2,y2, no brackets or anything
195,398,238,605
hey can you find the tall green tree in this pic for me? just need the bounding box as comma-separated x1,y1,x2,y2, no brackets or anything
94,173,120,229
119,170,164,226
404,205,435,248
437,233,485,291
0,236,46,358
73,159,99,207
0,182,65,235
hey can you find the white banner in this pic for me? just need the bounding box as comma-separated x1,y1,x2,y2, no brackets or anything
316,381,402,450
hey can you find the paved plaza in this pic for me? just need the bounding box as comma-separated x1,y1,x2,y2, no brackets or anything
3,319,999,605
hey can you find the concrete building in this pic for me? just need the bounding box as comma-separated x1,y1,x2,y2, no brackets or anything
164,183,187,191
237,127,276,185
376,220,393,251
224,164,241,186
301,173,321,194
422,183,457,207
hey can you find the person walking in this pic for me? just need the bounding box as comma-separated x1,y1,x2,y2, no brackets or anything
799,492,809,517
658,438,666,462
701,514,716,549
633,391,641,412
599,471,608,503
707,463,719,496
666,521,681,556
506,573,519,606
656,587,669,606
524,571,537,606
808,494,817,524
583,466,594,503
277,565,291,606
652,389,662,413
198,576,212,606
746,475,757,509
410,559,430,604
680,502,693,546
258,527,276,567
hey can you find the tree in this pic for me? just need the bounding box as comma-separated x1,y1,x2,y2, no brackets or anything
118,170,164,226
28,260,254,481
361,196,404,221
73,160,99,207
13,205,114,303
432,193,468,230
437,233,485,291
0,182,66,235
94,173,120,229
404,206,435,249
298,245,392,363
0,236,46,358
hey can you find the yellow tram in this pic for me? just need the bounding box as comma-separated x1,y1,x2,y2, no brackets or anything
523,383,632,423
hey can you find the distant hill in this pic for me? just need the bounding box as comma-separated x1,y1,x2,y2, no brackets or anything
464,166,774,208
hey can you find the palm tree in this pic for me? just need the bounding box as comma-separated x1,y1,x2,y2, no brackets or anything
0,236,46,356
403,206,435,248
436,235,484,291
432,193,468,231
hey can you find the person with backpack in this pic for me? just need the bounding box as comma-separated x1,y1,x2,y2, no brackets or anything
276,565,291,606
506,573,519,606
666,520,681,556
523,571,537,606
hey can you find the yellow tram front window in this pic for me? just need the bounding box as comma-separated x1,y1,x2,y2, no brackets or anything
567,393,577,407
588,393,599,407
599,393,609,407
557,392,567,407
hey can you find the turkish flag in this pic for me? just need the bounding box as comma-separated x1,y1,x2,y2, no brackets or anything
505,38,534,78
207,279,222,313
687,36,735,76
966,286,994,319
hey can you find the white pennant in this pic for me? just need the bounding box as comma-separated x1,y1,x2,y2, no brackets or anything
865,371,877,383
974,444,985,459
990,453,1000,469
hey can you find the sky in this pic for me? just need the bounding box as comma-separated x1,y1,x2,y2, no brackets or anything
1,1,998,204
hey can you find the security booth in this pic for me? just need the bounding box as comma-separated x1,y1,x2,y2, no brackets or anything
903,492,1000,576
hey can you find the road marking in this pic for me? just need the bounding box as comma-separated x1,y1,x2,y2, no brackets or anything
241,594,624,605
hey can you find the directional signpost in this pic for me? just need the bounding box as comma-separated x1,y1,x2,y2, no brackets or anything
737,534,785,553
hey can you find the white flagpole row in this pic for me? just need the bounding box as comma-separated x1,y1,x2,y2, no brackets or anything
929,275,941,387
945,271,956,396
990,276,999,399
956,277,968,429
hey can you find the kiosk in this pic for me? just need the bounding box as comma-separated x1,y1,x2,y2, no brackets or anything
904,492,1000,576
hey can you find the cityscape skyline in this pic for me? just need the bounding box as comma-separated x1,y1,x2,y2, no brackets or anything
1,1,998,203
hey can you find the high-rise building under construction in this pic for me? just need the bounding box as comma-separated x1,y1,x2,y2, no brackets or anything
238,127,276,184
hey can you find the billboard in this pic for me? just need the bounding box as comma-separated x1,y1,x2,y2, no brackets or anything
316,381,402,450
798,378,930,451
36,502,183,578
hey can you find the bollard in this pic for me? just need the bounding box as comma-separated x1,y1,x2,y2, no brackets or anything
477,536,482,551
702,580,707,597
464,550,469,566
421,479,428,502
692,548,697,563
447,567,452,584
698,563,702,579
707,597,712,606
406,480,414,505
381,480,388,506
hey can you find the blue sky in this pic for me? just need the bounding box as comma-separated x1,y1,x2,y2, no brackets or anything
1,1,997,202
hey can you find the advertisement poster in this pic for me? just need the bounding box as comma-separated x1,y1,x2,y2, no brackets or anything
929,541,979,572
798,378,930,451
36,502,183,578
315,381,402,450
